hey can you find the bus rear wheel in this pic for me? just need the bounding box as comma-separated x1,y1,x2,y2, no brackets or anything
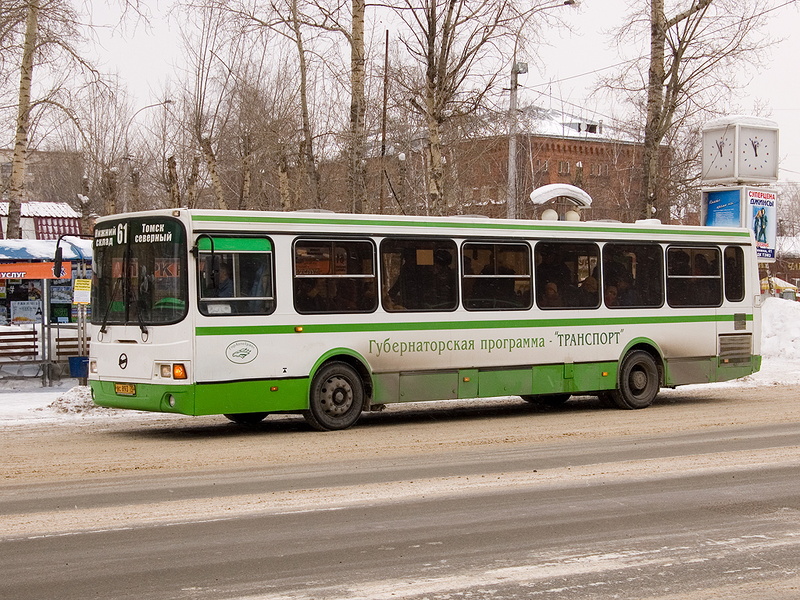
304,362,364,431
609,350,660,410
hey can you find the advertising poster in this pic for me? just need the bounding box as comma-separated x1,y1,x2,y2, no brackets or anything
11,300,43,324
746,187,777,262
704,189,742,227
50,285,73,304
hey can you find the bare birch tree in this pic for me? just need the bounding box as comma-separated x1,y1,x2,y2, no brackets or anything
609,0,776,220
0,0,151,235
390,0,572,215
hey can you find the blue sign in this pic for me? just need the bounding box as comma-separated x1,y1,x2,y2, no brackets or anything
704,189,741,227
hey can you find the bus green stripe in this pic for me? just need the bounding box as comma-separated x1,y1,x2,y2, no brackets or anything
195,313,752,336
190,213,750,238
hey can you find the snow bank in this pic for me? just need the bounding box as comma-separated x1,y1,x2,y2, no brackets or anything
43,386,110,415
761,297,800,361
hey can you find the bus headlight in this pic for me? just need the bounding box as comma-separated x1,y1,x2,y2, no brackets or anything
90,360,98,374
157,363,188,379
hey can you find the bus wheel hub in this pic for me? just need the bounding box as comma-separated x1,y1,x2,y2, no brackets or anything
630,370,647,391
321,376,353,416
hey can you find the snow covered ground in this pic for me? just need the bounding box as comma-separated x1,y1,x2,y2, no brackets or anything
1,297,798,427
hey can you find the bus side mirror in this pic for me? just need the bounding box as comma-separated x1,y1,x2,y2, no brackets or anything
53,247,63,278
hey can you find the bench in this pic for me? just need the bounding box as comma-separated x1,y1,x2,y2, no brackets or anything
55,336,90,361
0,329,39,362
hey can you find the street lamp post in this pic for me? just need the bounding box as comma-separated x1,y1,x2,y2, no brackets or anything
506,0,577,219
506,60,526,220
121,99,173,213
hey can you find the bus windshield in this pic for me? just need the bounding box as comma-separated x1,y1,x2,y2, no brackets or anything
92,216,188,328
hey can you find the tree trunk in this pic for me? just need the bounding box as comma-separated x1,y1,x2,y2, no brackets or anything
102,167,119,216
167,156,180,208
199,137,228,209
348,0,366,214
8,1,39,238
187,154,200,209
643,0,714,221
425,108,445,215
642,0,667,221
278,152,291,211
240,152,252,210
292,0,321,208
423,1,444,215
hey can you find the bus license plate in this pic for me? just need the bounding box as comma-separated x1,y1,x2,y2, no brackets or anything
115,383,136,396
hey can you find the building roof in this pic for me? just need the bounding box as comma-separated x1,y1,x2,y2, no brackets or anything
0,201,80,218
0,237,92,261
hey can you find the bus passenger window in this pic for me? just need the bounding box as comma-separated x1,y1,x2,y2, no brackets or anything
534,242,599,309
667,246,721,307
602,243,663,308
293,239,377,314
462,242,531,310
724,246,745,302
381,238,457,311
197,237,276,317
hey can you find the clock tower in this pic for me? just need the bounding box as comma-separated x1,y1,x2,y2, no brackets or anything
701,115,779,185
700,116,779,263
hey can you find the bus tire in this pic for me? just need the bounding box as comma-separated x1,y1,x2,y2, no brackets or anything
520,394,571,406
304,362,364,431
224,412,269,425
609,350,660,410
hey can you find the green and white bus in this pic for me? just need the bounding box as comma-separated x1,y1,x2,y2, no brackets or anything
89,209,761,430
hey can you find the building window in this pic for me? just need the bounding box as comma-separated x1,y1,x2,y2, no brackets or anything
558,161,570,175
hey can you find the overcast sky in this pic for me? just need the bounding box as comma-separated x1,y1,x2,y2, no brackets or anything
96,0,800,185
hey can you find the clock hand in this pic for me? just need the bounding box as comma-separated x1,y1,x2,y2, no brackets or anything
750,138,759,157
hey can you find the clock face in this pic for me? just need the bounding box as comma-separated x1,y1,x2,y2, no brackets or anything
739,127,777,178
702,128,735,180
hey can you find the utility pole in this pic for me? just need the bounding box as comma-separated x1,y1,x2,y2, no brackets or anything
506,61,526,219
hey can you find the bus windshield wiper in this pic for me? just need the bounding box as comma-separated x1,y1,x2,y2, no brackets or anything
136,298,149,336
99,277,122,334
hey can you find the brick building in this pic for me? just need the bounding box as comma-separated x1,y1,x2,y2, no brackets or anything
451,131,646,221
368,108,656,222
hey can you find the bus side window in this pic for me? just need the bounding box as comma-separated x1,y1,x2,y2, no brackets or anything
197,241,275,317
667,247,721,307
293,239,377,314
535,242,599,309
724,246,745,302
381,238,457,312
602,243,663,308
462,242,532,310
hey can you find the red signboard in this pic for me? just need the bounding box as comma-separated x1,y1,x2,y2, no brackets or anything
0,262,72,279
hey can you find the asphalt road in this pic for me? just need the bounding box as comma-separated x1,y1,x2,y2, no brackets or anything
3,393,800,600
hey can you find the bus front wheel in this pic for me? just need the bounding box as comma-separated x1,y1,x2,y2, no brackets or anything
609,350,660,410
304,362,364,431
